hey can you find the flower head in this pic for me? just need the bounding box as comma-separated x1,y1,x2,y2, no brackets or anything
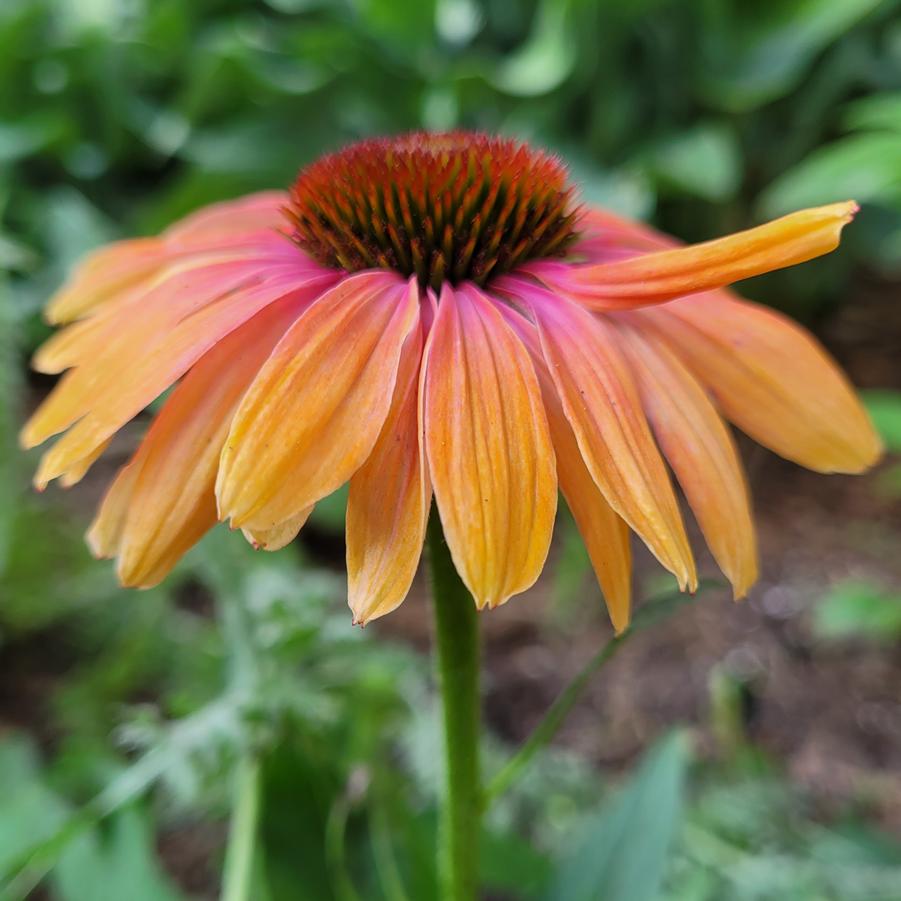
23,131,881,630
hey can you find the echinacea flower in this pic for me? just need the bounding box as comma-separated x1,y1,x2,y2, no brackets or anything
23,131,881,630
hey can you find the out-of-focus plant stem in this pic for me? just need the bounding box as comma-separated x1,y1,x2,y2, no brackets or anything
221,754,261,901
427,512,481,901
484,580,715,806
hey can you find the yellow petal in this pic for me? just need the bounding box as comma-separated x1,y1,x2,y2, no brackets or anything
242,508,313,551
46,192,289,325
28,268,334,488
617,324,758,598
347,320,430,624
645,294,882,473
87,461,141,559
501,306,632,631
113,296,306,587
217,272,420,531
561,202,858,308
508,278,696,591
424,283,557,609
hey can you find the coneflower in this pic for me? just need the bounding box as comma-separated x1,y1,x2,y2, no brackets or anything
23,131,879,629
22,131,881,900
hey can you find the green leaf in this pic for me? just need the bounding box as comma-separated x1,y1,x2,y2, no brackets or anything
490,0,575,96
760,133,901,217
546,731,691,901
813,580,901,642
642,124,741,201
842,91,901,133
697,0,886,112
52,808,185,901
862,389,901,452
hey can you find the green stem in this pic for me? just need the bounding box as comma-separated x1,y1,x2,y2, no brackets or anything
483,631,625,806
483,580,713,807
427,513,481,901
221,754,261,901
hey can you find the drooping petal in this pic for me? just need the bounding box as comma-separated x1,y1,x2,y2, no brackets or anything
27,267,336,488
87,461,141,560
109,295,308,588
164,191,288,242
217,272,420,531
499,305,632,631
423,283,557,609
548,202,857,309
503,277,695,591
642,295,882,473
242,508,314,551
346,317,430,624
46,192,290,324
616,323,758,598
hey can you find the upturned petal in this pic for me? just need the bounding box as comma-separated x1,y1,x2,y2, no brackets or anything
217,272,420,530
616,323,758,598
346,318,430,624
504,278,696,591
424,283,557,609
643,295,882,473
500,306,632,631
551,202,858,309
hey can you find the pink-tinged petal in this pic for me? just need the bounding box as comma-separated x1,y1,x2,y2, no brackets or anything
503,278,695,591
642,295,882,473
500,305,632,631
549,202,857,310
242,508,313,551
217,272,420,531
616,324,758,598
346,317,430,624
27,267,336,488
109,295,307,588
46,193,294,325
163,191,288,242
424,283,557,610
45,239,171,325
35,237,320,375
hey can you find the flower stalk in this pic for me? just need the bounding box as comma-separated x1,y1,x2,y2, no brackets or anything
427,512,481,901
221,754,261,901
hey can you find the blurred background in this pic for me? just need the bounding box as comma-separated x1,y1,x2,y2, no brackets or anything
2,0,901,898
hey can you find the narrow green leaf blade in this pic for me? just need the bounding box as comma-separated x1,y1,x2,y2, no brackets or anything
547,730,691,901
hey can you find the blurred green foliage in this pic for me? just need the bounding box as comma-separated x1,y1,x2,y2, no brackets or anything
3,0,901,898
3,0,901,329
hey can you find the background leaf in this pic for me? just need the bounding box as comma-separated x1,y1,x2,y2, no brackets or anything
547,731,691,901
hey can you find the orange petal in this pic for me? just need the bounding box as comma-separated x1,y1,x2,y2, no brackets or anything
28,268,335,488
87,461,141,560
164,191,288,242
507,278,695,590
46,192,290,325
559,202,858,308
111,296,306,588
617,324,758,598
26,256,289,442
500,306,632,631
346,319,430,624
217,272,420,531
644,295,882,473
45,238,169,325
424,283,557,609
242,508,313,551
